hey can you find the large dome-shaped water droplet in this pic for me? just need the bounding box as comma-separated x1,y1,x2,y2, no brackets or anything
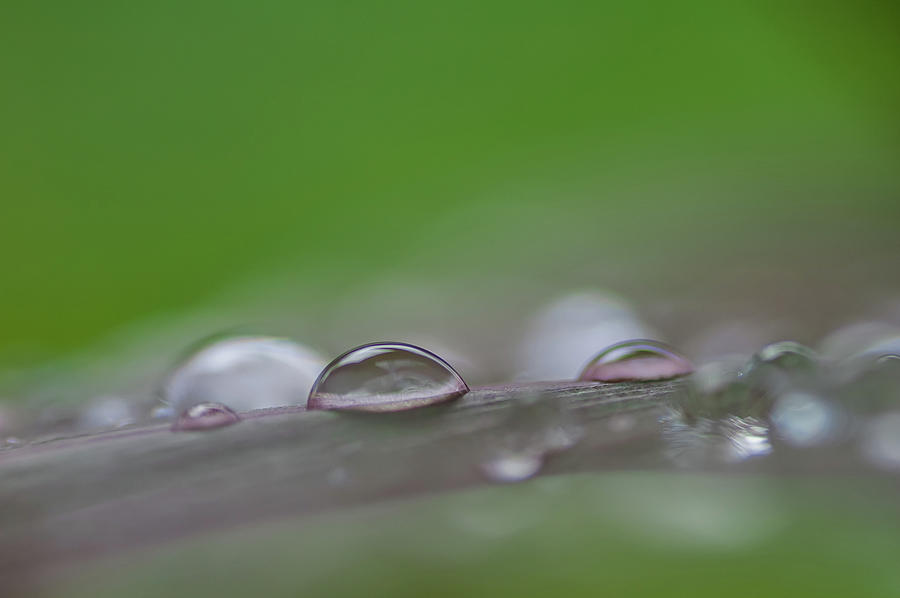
578,340,693,382
165,336,325,415
307,342,469,412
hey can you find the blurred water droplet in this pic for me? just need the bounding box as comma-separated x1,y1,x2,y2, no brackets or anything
771,391,841,447
3,436,23,449
579,339,693,382
515,291,655,380
77,396,138,431
663,409,771,466
480,393,581,482
819,322,900,361
606,413,637,434
749,341,818,372
172,402,240,431
742,341,819,394
307,342,468,412
150,404,175,420
860,335,900,360
859,412,900,471
690,356,746,396
166,336,325,415
480,453,544,483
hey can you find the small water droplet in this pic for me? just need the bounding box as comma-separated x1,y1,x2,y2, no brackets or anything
771,391,841,447
480,452,544,483
514,291,655,381
166,336,325,414
579,339,693,382
742,341,819,394
172,402,240,431
819,322,900,361
3,436,23,449
748,341,818,372
479,393,581,482
307,342,468,412
859,411,900,471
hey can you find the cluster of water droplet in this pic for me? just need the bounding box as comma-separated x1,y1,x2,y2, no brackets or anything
3,306,899,485
663,340,900,472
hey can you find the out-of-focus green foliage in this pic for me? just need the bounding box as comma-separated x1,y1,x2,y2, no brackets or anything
1,0,898,366
54,473,900,598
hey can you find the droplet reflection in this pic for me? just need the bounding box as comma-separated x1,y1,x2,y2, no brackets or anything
579,340,693,382
307,342,469,412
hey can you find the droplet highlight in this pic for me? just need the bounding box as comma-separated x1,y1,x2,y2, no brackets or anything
172,402,240,431
307,342,469,412
578,339,693,382
480,453,544,483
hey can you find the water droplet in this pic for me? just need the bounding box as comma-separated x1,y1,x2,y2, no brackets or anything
166,336,325,415
150,404,175,420
771,391,841,447
579,339,693,382
663,409,771,466
480,453,544,483
3,436,23,449
859,411,900,471
748,341,818,372
307,342,468,412
77,396,138,431
479,393,581,482
172,402,240,431
819,322,900,361
742,341,819,394
515,291,655,381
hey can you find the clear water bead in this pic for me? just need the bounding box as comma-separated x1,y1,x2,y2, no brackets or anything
578,339,693,382
307,342,469,412
172,402,240,431
166,336,325,415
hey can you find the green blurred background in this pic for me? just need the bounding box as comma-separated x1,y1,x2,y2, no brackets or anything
3,3,900,595
1,0,899,373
